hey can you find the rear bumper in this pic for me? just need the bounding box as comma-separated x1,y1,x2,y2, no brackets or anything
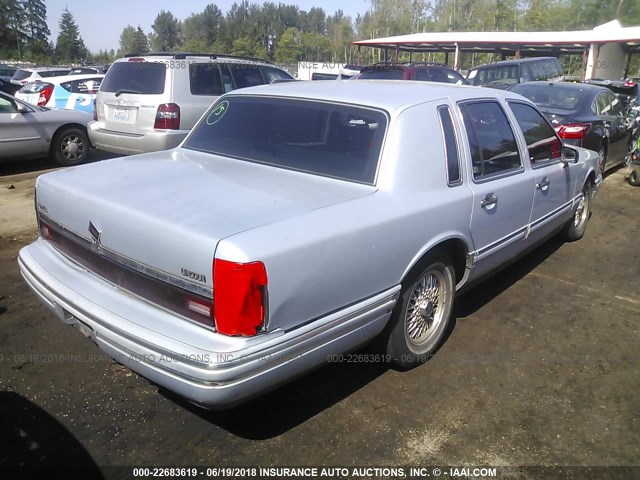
18,239,398,409
87,121,188,155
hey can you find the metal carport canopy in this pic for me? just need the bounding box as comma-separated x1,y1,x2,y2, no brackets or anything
352,27,640,55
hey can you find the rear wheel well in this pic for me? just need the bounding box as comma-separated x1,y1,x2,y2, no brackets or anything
408,238,468,286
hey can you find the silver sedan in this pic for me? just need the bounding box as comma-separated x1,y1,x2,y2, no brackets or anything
0,91,92,165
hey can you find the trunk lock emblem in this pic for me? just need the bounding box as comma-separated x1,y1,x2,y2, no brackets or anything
88,221,102,251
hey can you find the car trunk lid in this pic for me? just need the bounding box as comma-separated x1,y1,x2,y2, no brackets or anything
35,149,376,294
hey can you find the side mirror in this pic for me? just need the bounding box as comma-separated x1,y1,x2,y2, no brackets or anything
561,146,579,164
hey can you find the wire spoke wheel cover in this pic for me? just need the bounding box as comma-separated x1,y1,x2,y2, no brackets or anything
405,269,447,349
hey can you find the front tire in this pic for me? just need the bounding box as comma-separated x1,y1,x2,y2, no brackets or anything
561,181,592,241
51,127,89,166
386,249,455,370
629,168,640,187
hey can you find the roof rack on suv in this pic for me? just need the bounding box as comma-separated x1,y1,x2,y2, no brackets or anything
123,52,274,64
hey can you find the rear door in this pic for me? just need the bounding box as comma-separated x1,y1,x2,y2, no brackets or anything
57,76,104,112
459,100,535,278
508,101,574,237
96,60,169,134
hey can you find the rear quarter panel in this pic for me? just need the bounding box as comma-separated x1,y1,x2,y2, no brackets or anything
215,100,475,332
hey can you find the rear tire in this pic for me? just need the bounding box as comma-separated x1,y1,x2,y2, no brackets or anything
51,127,89,166
597,144,607,176
561,181,592,241
385,249,455,370
629,169,640,187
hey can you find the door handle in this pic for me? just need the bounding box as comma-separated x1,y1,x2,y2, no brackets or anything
536,177,550,190
481,193,498,209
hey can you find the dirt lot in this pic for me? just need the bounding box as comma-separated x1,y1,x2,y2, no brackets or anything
0,157,638,478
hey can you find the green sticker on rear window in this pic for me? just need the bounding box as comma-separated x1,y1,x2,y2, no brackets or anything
206,100,229,125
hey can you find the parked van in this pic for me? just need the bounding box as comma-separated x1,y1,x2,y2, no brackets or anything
467,57,563,90
89,53,293,155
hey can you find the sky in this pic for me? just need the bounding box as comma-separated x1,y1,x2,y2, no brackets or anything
46,0,371,52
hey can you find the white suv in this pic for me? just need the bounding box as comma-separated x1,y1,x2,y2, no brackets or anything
88,53,293,155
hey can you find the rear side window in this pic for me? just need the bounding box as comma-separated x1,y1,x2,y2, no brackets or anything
100,62,166,94
13,70,32,81
228,65,264,89
509,102,562,164
358,68,403,80
189,64,224,96
468,65,518,87
460,101,522,179
61,77,103,94
437,105,461,185
184,96,387,184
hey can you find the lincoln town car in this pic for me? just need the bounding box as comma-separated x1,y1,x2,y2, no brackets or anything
18,81,601,408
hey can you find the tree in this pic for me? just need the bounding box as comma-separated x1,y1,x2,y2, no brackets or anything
150,10,181,52
118,25,149,55
55,8,87,62
22,0,50,57
275,27,302,63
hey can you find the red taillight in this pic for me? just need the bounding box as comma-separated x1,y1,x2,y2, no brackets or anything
37,84,54,106
213,259,268,336
554,123,591,140
154,103,180,130
624,80,636,87
127,57,145,62
92,99,97,121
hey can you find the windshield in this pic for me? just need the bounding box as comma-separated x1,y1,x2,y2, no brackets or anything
184,96,388,184
511,84,585,110
100,61,166,94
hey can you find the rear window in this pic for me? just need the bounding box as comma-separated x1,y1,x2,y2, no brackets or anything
358,68,404,80
100,62,166,94
18,82,51,94
184,96,388,184
12,69,32,81
511,84,584,110
468,65,519,87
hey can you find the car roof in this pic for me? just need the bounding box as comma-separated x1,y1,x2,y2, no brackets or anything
19,67,71,72
114,54,275,66
24,73,105,85
228,80,523,112
471,57,559,69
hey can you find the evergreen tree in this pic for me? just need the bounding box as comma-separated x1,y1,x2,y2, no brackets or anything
22,0,50,57
118,25,149,55
150,10,181,52
55,8,87,62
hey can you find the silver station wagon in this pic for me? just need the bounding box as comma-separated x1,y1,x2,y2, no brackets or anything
19,81,601,408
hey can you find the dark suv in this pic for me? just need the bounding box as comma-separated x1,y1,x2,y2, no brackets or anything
467,57,564,90
356,62,468,85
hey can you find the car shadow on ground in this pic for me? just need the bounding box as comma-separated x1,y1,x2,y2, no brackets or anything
0,391,103,475
161,237,566,439
0,150,118,177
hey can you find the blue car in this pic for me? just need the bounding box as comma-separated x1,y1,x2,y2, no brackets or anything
16,74,104,113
